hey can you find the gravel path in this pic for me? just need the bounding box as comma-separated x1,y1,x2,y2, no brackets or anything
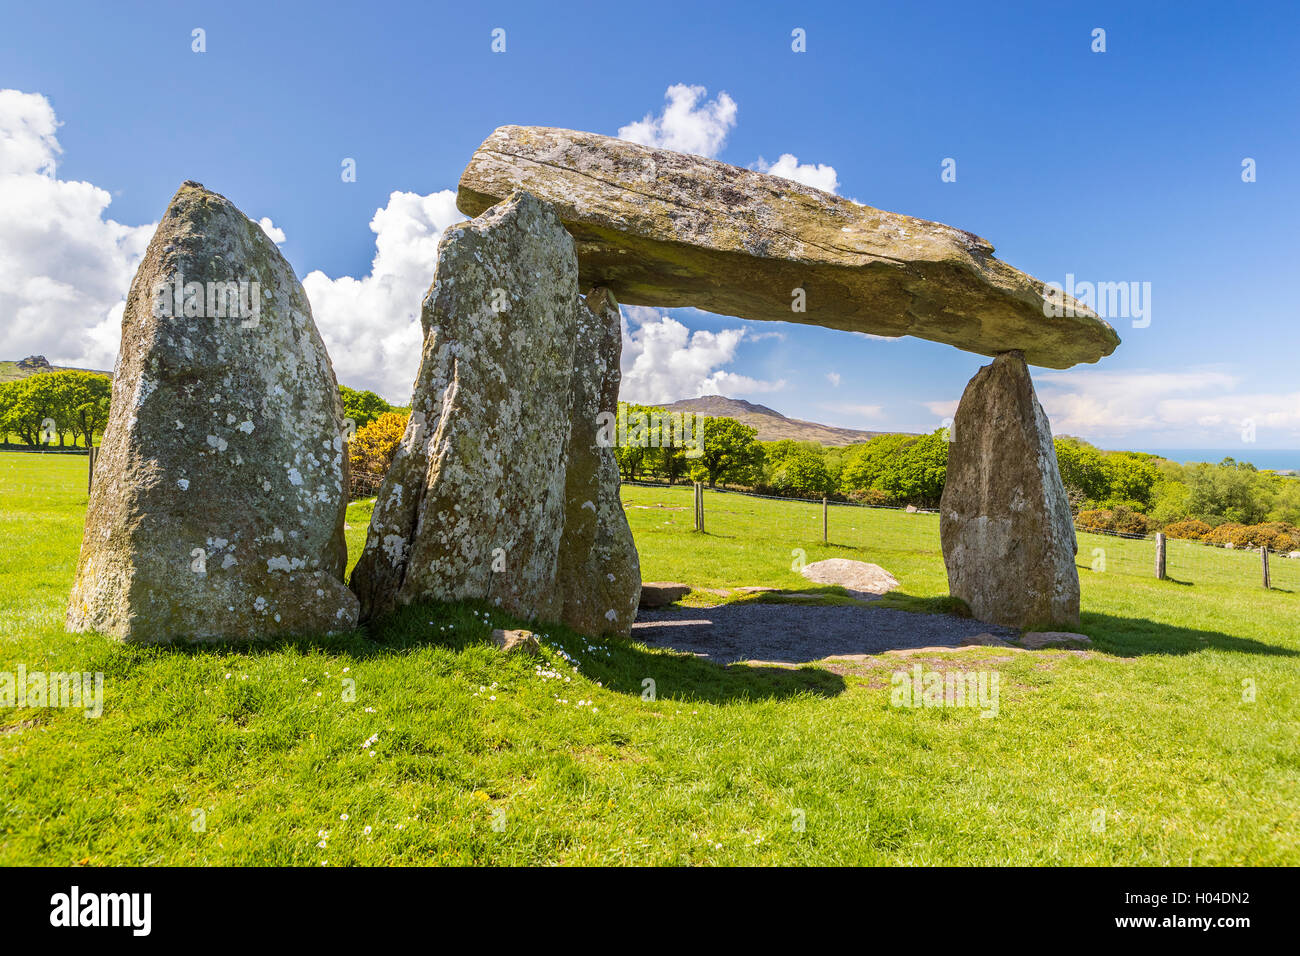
632,603,1017,664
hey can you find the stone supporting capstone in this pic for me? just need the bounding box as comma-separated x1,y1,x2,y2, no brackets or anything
939,351,1081,630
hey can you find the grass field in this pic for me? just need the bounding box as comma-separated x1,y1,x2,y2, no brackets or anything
1,451,1297,865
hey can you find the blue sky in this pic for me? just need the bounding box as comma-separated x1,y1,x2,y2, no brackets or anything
2,0,1297,450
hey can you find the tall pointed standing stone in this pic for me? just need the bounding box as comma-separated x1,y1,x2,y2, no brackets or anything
66,182,358,642
556,287,641,638
939,351,1080,630
349,191,579,621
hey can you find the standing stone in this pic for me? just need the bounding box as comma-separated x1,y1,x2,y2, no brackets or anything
940,351,1080,629
350,191,578,621
556,287,641,637
66,181,358,642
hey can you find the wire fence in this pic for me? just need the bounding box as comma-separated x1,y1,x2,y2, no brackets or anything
623,479,1300,593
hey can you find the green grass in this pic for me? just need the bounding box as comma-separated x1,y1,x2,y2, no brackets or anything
2,453,1297,865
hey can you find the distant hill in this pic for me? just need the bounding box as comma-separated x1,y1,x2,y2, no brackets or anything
654,395,903,446
1,355,111,383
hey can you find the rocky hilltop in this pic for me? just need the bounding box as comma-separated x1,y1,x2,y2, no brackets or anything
654,395,902,446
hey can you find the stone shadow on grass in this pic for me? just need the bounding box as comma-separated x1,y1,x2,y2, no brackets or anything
367,600,846,703
1079,611,1300,659
204,599,842,704
136,598,845,703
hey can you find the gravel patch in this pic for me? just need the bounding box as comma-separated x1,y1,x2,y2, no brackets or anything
632,603,1018,664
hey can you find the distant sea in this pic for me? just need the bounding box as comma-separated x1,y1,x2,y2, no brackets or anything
1138,448,1300,472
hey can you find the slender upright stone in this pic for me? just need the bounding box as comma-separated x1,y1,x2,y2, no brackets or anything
939,351,1080,629
556,287,641,637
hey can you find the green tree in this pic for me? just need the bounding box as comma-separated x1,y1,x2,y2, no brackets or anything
1184,461,1271,525
840,431,947,507
699,417,762,487
0,381,19,444
1053,437,1109,505
770,444,834,496
840,433,917,495
1098,452,1161,510
338,385,393,430
646,444,689,484
5,376,60,446
58,371,112,447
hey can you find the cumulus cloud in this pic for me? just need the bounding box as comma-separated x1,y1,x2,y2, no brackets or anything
754,153,839,194
922,399,959,420
0,89,155,370
257,217,286,244
924,368,1300,446
302,190,464,402
1034,368,1300,443
826,371,841,387
618,84,738,159
619,307,784,404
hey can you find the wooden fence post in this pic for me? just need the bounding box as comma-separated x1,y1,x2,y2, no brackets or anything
1154,532,1166,580
87,446,97,493
822,497,828,544
1261,546,1270,589
693,482,704,533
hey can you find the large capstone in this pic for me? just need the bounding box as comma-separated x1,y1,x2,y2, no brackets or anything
349,191,579,622
556,287,641,637
66,181,358,642
458,126,1120,369
939,352,1080,630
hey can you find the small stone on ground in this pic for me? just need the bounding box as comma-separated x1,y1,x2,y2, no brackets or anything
492,628,541,657
799,559,900,600
1020,631,1093,649
639,582,692,608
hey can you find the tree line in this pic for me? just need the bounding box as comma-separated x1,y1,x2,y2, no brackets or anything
610,404,1300,545
0,371,112,448
10,376,1296,550
0,376,406,451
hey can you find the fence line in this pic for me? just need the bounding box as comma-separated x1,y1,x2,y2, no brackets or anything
623,479,1300,592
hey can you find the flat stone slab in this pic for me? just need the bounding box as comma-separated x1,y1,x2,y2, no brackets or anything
799,559,899,599
639,582,691,607
458,126,1120,368
1020,631,1093,649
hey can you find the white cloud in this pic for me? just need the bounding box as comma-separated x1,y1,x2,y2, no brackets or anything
826,371,841,387
0,90,156,371
1035,368,1300,445
618,84,737,159
922,399,959,420
619,308,784,404
754,153,839,194
302,190,465,403
257,217,285,244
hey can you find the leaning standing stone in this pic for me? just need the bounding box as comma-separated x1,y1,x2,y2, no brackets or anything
556,287,641,637
939,351,1081,629
349,191,579,621
66,181,358,642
